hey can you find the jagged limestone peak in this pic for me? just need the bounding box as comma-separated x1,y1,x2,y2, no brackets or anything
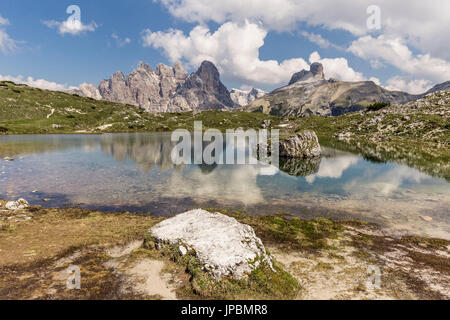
288,62,325,85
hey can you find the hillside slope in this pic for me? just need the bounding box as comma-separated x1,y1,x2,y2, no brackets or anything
284,91,450,180
0,81,156,134
244,78,417,117
424,81,450,95
0,81,278,135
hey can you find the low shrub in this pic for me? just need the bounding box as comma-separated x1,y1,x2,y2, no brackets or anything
366,102,391,111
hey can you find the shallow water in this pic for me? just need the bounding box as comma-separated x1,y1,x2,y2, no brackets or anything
0,133,449,239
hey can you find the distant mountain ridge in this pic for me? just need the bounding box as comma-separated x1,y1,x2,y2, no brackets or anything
424,81,450,95
242,63,450,117
230,88,267,106
70,61,237,113
69,61,450,117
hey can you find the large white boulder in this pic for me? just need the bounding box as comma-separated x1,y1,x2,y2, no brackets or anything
5,198,29,210
149,209,272,280
279,130,321,158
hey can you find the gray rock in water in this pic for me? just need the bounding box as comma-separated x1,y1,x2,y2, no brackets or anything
279,130,321,158
149,209,272,280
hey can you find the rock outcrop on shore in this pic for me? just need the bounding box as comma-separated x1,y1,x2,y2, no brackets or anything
279,130,321,159
149,209,272,280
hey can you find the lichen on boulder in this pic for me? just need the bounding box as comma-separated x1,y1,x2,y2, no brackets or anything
279,130,321,159
5,198,29,210
148,209,273,280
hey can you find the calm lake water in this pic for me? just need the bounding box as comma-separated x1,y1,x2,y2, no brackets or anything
1,133,449,239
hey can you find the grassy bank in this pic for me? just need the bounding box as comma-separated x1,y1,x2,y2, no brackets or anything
0,81,281,135
2,80,448,144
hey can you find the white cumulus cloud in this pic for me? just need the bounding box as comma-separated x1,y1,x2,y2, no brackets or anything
301,31,332,49
309,51,365,82
157,0,369,34
385,77,432,95
156,0,450,59
0,74,77,91
0,29,18,54
0,14,18,54
154,0,450,90
112,33,131,47
142,21,368,87
349,35,450,84
43,18,97,36
142,21,309,86
300,31,343,50
0,15,9,26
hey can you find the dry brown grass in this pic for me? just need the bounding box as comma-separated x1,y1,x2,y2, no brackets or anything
0,203,161,266
0,203,163,300
1,203,449,300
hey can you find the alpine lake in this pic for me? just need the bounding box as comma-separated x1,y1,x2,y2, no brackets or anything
1,133,448,240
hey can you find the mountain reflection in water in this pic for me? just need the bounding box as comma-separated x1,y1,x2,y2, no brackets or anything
0,133,448,239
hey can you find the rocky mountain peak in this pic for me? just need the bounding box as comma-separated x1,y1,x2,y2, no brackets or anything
139,62,153,73
173,61,188,81
249,88,262,96
310,62,325,79
194,61,221,91
230,87,267,106
93,60,235,112
112,71,125,81
156,63,174,78
288,63,325,85
176,60,236,110
246,66,419,117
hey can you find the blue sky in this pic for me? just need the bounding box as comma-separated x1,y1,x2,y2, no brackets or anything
0,0,188,87
1,0,449,94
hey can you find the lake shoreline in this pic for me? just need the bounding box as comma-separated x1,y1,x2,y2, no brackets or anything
7,197,449,241
1,133,448,240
